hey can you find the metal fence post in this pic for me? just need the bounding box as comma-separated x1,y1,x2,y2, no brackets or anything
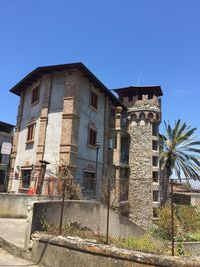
59,178,66,235
36,160,50,194
106,177,111,244
170,180,175,256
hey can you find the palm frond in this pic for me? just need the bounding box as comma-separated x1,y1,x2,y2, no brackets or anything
160,120,200,181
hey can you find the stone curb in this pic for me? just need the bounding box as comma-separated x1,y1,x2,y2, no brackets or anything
33,233,200,267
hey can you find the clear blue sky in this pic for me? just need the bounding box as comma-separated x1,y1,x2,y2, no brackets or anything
1,0,200,135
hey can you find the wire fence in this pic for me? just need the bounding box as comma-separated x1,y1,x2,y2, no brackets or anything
8,174,200,257
169,178,200,257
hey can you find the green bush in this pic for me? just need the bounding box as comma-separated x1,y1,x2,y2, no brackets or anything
156,204,200,241
116,234,159,253
176,205,200,233
184,231,200,241
157,204,179,239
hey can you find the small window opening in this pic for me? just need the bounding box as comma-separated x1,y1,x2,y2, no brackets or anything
88,128,97,146
153,208,158,218
152,140,158,151
152,124,158,136
128,95,132,102
153,171,159,183
90,91,98,110
27,123,36,142
31,86,39,104
148,94,153,99
153,156,158,167
153,191,159,202
84,171,95,192
21,169,32,188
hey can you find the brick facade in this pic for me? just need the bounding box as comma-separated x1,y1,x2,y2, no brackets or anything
59,71,80,177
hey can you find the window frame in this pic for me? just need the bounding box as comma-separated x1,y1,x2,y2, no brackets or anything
0,169,5,185
83,171,96,192
26,121,36,143
152,140,158,151
20,168,32,189
153,190,159,202
31,85,39,105
152,156,159,167
90,90,98,110
153,171,159,183
88,126,97,147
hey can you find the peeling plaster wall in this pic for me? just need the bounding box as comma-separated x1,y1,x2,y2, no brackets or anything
76,77,105,195
43,74,65,175
12,81,46,191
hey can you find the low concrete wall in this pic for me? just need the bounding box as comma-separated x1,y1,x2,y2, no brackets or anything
31,234,200,267
0,193,60,218
31,200,145,238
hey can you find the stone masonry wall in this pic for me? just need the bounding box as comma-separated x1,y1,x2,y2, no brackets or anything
129,123,153,229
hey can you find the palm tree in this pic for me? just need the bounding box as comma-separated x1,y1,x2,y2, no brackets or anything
159,120,200,204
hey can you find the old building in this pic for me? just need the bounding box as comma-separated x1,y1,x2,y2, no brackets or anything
8,63,122,198
8,63,163,228
0,121,14,192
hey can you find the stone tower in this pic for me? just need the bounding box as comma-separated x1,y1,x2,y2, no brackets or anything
114,86,163,229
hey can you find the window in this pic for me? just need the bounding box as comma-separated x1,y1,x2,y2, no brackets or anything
128,95,132,102
148,94,153,100
27,122,36,142
152,124,158,136
153,191,159,202
152,156,158,167
152,140,158,151
88,127,97,146
21,169,32,188
84,171,95,192
90,91,98,110
153,208,158,218
114,135,117,149
0,170,5,185
31,86,39,104
153,171,159,183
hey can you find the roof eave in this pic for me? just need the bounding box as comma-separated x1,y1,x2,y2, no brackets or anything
9,63,126,109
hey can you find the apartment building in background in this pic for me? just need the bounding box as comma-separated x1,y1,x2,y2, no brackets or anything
8,63,163,229
0,121,14,192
